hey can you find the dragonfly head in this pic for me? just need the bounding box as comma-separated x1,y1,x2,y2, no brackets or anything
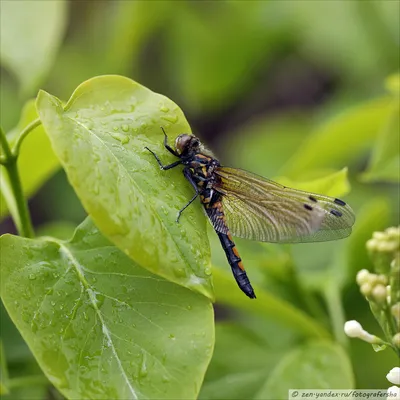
175,134,201,156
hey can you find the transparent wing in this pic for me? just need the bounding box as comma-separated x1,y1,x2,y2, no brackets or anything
211,167,355,243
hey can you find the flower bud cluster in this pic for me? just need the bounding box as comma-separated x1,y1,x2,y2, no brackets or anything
356,269,388,304
367,227,400,254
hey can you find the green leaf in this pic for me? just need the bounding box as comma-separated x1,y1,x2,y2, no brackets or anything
0,217,214,400
362,99,400,182
277,168,350,198
0,0,67,95
166,2,280,113
36,221,78,241
0,100,60,221
254,341,354,399
36,75,213,299
346,197,390,279
372,344,387,352
0,340,10,395
385,73,400,96
281,97,393,179
200,323,282,399
221,112,313,178
200,370,268,400
212,267,329,339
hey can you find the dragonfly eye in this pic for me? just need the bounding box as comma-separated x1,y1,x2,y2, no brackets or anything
175,134,192,155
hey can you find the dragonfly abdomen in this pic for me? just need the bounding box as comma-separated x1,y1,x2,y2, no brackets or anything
216,231,256,299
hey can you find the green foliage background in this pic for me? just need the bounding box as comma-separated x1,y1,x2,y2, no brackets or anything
0,1,399,399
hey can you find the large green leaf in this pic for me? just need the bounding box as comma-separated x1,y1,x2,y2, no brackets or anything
0,100,60,221
212,268,329,339
200,323,282,400
166,1,280,114
36,75,213,299
0,0,67,95
0,218,214,399
277,168,350,198
363,90,400,182
254,341,354,399
281,97,393,178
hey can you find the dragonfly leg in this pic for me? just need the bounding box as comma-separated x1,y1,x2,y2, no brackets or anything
176,167,201,222
176,193,199,223
161,127,180,157
145,147,182,170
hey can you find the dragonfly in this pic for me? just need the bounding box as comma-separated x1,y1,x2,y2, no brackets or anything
145,128,355,299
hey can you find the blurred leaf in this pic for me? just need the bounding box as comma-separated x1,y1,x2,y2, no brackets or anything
277,168,350,198
36,75,213,299
254,341,354,399
0,100,60,221
0,217,214,400
346,197,390,279
200,370,268,400
0,340,9,395
36,221,78,240
166,1,282,113
205,323,278,381
385,73,400,96
287,1,399,84
212,267,329,339
0,0,67,96
362,99,400,183
0,302,33,364
221,113,312,178
103,1,171,74
281,97,393,179
3,384,48,400
200,323,283,400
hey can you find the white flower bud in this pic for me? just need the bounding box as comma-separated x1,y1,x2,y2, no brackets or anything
377,274,388,285
356,269,370,285
360,283,372,296
391,303,400,319
387,367,400,385
367,238,378,251
344,320,381,344
372,284,387,304
387,386,400,400
373,231,386,240
393,333,400,348
344,320,363,337
344,320,363,338
386,227,399,237
378,241,397,253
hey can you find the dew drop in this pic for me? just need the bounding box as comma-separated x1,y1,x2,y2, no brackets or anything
121,124,129,132
161,115,178,124
28,273,36,280
160,105,169,113
111,132,130,144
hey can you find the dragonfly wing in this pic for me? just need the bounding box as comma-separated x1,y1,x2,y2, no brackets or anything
212,167,355,243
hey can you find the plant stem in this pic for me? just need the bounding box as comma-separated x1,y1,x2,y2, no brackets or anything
0,126,34,238
12,118,42,156
325,282,349,349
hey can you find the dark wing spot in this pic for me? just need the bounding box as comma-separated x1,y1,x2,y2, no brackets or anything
309,195,318,202
304,204,313,211
330,209,343,217
334,198,346,206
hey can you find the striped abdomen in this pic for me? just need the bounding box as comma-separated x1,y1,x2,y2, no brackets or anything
216,231,256,299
